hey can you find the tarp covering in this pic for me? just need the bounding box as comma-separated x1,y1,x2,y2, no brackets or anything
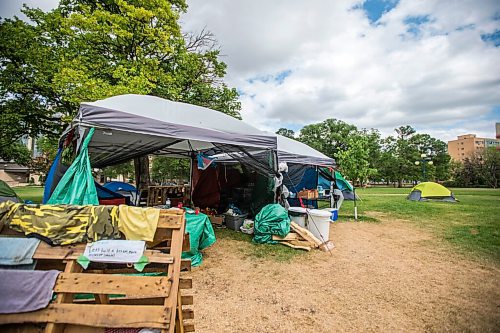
284,166,319,208
0,180,21,203
47,128,98,205
191,161,221,209
181,212,216,266
74,94,277,168
253,204,290,244
42,147,62,204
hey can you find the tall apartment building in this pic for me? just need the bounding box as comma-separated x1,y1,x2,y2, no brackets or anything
448,134,500,161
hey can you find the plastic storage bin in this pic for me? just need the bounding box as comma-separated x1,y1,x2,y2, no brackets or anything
224,213,248,231
306,209,332,242
288,206,308,228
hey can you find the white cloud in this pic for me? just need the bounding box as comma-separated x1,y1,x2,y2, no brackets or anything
182,0,500,141
2,0,498,142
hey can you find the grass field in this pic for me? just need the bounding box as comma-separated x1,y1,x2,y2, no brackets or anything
12,185,500,262
338,187,500,262
12,185,44,203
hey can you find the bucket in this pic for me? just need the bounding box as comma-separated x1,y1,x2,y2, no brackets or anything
306,209,331,241
288,206,307,228
322,208,338,222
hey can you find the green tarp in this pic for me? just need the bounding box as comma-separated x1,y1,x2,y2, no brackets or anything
181,212,216,267
48,128,98,205
0,180,21,203
253,204,290,244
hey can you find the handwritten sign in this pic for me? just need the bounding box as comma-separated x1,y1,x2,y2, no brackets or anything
83,240,145,263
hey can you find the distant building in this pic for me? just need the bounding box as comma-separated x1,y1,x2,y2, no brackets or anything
496,122,500,139
448,133,500,161
0,136,42,186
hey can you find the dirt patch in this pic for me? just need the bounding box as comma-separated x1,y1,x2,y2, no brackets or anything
186,219,500,332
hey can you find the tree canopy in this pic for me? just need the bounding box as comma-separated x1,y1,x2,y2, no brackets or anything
0,0,241,164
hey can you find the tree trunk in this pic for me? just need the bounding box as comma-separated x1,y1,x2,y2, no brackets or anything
397,179,403,188
134,155,150,191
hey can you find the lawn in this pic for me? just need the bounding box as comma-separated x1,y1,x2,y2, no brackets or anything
12,185,500,262
12,185,45,203
337,187,500,262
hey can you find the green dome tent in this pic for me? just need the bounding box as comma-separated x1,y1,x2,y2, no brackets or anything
0,180,22,203
407,182,457,202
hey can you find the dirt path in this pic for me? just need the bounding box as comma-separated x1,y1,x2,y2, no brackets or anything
186,219,500,332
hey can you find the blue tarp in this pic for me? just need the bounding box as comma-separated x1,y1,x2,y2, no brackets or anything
42,147,62,204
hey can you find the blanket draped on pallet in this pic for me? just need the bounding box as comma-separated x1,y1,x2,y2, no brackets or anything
0,269,60,313
0,237,40,270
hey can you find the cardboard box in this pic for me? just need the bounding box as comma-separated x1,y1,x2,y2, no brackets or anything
209,215,224,226
297,189,318,199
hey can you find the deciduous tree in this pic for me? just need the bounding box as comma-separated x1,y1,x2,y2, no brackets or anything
0,0,241,183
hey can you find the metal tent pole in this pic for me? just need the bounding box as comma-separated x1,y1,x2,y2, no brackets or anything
353,187,358,221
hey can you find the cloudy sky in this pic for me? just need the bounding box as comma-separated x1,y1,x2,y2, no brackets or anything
2,0,500,142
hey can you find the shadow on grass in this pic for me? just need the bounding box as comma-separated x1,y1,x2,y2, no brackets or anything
214,228,308,262
338,215,380,223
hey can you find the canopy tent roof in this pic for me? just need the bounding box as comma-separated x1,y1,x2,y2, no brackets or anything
71,94,277,168
274,135,335,166
214,134,335,167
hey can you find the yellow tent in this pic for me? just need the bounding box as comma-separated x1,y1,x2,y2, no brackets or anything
407,182,457,202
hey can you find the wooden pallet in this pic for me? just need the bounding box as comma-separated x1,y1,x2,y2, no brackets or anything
0,209,194,333
147,186,189,207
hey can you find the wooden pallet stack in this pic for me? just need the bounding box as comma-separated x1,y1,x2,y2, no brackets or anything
272,221,335,252
0,209,194,333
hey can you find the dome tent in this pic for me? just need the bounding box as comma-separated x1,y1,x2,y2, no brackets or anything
407,182,457,202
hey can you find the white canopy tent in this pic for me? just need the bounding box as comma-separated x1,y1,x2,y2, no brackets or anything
213,134,335,167
273,134,335,167
68,94,278,174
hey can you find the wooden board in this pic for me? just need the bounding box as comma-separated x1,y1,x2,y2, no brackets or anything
54,273,171,298
182,309,194,320
184,323,195,332
0,207,190,333
33,242,174,264
272,233,300,241
157,215,183,229
0,304,171,329
290,222,322,247
280,241,311,251
179,277,193,289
